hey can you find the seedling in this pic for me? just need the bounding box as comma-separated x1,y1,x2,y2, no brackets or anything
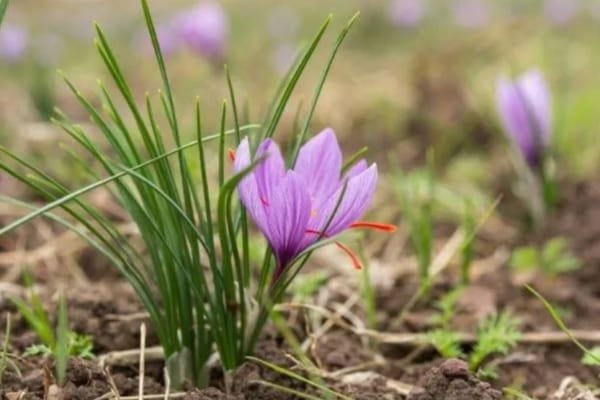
425,295,521,379
510,237,581,276
395,165,435,296
11,284,91,385
469,312,521,374
0,314,21,383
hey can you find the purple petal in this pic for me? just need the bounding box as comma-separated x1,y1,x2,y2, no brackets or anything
254,139,286,205
517,70,551,145
344,159,368,179
234,138,269,235
294,127,342,204
312,164,378,236
264,171,312,267
496,76,537,164
544,0,579,26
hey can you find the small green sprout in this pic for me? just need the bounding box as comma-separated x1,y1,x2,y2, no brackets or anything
11,282,93,385
424,293,521,379
510,237,581,275
459,203,476,285
581,346,600,366
395,166,435,295
0,314,13,383
430,287,464,329
23,332,94,360
469,312,521,373
425,330,464,359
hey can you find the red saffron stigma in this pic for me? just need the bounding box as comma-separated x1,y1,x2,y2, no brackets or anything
350,221,397,233
228,149,236,162
334,241,363,270
304,229,362,270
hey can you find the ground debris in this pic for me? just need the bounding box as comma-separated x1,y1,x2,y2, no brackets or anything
549,377,598,400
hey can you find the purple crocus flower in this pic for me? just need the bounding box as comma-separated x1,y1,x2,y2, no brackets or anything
0,24,27,63
496,70,552,168
233,128,395,281
544,0,580,26
388,0,426,29
451,0,491,29
177,2,229,61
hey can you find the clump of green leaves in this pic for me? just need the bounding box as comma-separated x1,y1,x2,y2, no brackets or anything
425,329,464,359
395,166,435,295
11,283,92,385
510,237,581,276
424,290,521,379
469,312,521,373
23,332,94,360
430,287,464,329
0,0,360,390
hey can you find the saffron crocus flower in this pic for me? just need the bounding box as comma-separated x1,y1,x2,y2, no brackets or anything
451,0,491,29
178,2,229,61
388,0,426,29
496,70,552,168
0,24,27,63
544,0,580,26
234,128,395,281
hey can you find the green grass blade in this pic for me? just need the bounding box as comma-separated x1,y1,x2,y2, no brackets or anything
10,297,54,348
55,293,69,386
526,285,600,364
247,357,352,400
0,0,8,27
261,15,331,141
0,125,258,236
290,12,359,163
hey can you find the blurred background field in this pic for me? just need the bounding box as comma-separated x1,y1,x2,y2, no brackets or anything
2,0,600,186
2,1,600,397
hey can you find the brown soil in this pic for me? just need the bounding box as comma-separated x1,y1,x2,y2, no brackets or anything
407,359,502,400
1,180,599,399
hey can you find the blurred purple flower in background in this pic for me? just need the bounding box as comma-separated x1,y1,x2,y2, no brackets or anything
267,5,299,41
0,24,28,63
451,0,491,29
496,70,552,168
155,22,181,57
267,6,299,74
178,1,229,61
544,0,580,26
271,43,297,75
591,1,600,21
233,129,393,281
388,0,426,29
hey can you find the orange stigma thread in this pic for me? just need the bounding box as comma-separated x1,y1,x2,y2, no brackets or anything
228,149,236,162
305,229,362,270
334,241,363,270
350,221,397,233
